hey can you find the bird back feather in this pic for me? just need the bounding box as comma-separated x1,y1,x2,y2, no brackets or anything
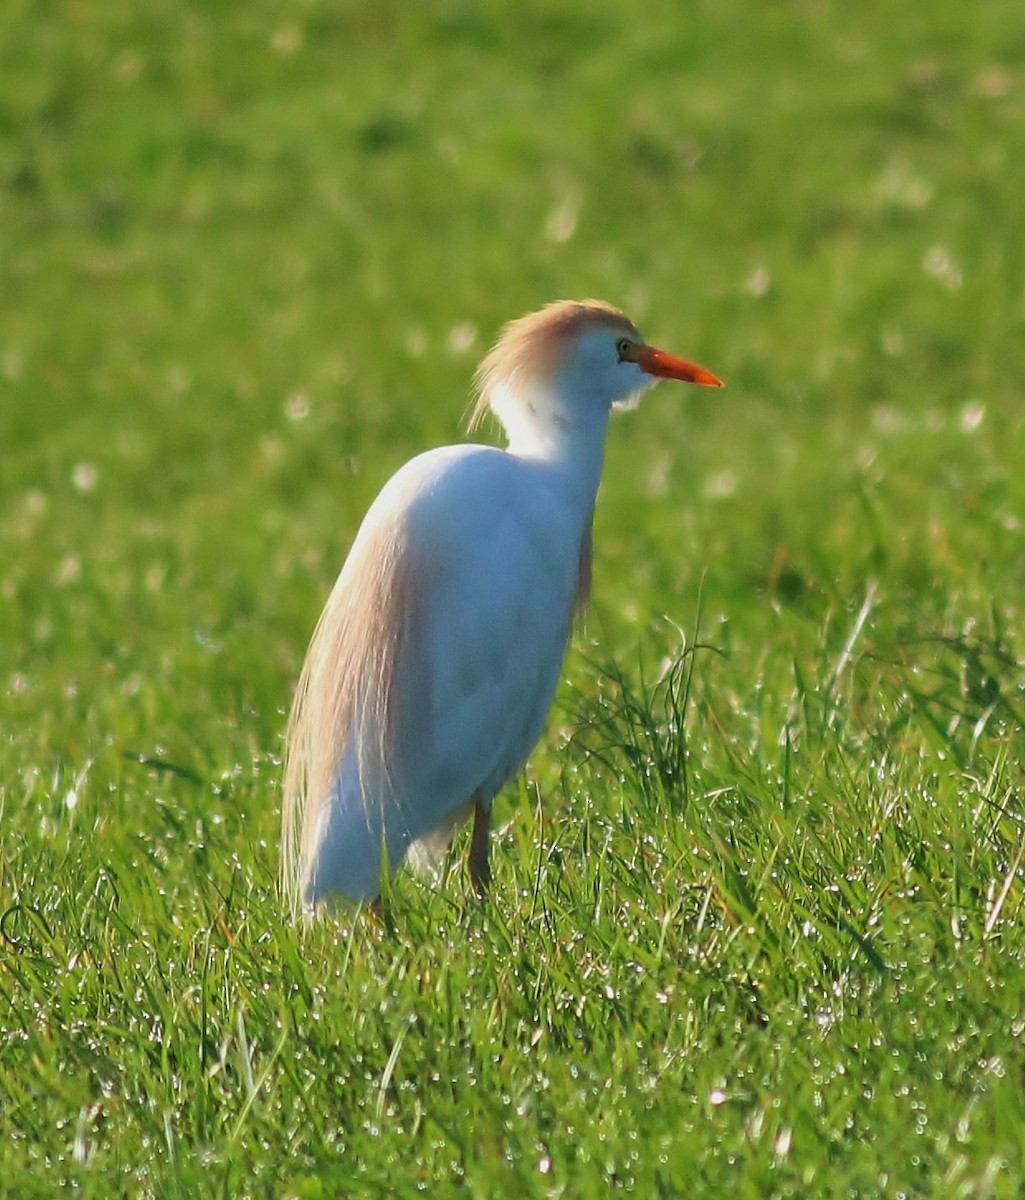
281,509,409,913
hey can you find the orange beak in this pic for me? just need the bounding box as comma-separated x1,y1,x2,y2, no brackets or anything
636,345,724,388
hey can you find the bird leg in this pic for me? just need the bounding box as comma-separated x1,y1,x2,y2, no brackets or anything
468,796,491,898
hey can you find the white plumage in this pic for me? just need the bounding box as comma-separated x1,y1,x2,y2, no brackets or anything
282,300,722,912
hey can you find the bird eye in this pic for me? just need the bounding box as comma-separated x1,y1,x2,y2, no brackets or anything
616,338,634,361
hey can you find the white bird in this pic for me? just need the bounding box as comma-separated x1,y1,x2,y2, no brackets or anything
281,299,723,912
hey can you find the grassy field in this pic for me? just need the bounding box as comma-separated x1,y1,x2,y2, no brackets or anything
3,0,1025,1195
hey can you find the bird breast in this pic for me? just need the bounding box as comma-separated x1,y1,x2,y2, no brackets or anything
372,443,587,813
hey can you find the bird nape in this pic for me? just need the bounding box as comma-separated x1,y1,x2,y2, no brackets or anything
281,299,723,915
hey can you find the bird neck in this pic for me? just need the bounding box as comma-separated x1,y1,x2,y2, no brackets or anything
505,410,609,509
492,379,612,509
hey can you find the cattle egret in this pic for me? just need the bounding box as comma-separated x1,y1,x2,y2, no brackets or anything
282,299,723,912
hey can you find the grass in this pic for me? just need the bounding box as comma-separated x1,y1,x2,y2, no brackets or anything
2,0,1025,1195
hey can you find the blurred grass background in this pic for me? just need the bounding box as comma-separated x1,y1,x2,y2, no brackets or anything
2,1,1024,1195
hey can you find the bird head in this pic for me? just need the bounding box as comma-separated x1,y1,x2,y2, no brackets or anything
472,299,722,453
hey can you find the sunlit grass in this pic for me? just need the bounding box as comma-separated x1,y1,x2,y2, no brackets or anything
2,1,1025,1195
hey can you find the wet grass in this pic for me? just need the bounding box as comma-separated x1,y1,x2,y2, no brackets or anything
2,0,1025,1195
